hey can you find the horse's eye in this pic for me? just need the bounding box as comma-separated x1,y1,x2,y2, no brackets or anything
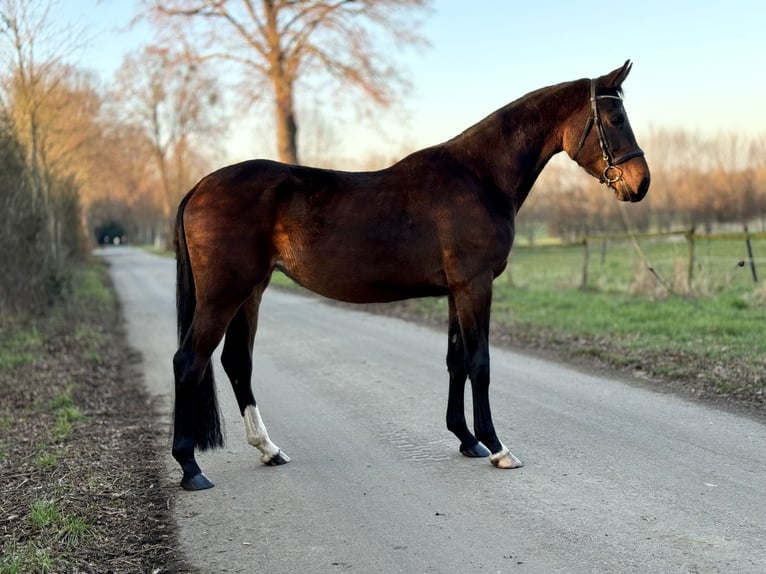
610,114,625,128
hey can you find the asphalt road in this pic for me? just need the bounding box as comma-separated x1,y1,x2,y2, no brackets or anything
101,246,766,574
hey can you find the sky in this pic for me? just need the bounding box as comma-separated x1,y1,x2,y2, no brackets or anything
56,0,765,165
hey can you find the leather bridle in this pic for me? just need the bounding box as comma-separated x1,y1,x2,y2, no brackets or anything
572,80,645,186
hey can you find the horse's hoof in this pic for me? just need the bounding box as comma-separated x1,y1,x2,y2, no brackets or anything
461,442,491,458
180,472,215,491
262,450,291,466
489,446,523,469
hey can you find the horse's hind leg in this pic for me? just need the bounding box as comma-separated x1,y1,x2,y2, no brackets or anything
446,296,490,458
173,304,234,491
221,286,290,466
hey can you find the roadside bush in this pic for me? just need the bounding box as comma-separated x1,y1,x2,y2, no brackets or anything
0,116,52,315
0,114,85,316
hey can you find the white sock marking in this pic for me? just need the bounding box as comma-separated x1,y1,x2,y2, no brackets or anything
243,405,281,463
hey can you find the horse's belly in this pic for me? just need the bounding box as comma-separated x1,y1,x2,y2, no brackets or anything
274,244,446,304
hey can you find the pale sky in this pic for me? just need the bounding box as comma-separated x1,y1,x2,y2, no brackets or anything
59,0,765,164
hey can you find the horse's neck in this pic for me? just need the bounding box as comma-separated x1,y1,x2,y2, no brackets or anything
445,81,585,211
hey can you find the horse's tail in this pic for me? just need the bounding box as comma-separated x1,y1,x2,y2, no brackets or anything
174,187,224,451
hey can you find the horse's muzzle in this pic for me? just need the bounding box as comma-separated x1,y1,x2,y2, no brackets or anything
613,174,648,202
629,172,650,202
611,158,650,202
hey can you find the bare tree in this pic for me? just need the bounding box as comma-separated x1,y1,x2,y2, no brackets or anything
2,0,62,211
0,0,89,262
85,120,158,243
140,0,430,164
112,46,221,238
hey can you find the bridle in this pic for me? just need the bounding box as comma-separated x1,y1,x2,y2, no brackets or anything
572,80,645,186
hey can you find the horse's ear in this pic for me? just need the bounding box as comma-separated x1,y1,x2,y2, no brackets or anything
605,60,632,89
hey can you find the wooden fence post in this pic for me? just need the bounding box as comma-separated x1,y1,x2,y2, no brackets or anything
581,238,590,289
686,226,695,291
745,225,758,283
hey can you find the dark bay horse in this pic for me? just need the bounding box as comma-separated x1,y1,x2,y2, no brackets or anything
172,61,650,490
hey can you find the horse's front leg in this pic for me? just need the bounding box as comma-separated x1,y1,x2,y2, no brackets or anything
468,350,522,469
446,296,490,458
452,279,523,469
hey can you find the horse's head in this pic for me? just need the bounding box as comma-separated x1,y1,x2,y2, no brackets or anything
565,60,650,202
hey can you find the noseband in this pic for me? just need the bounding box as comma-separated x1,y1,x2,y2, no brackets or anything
572,80,645,185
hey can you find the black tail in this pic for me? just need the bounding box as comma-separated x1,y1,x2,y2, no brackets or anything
174,188,224,451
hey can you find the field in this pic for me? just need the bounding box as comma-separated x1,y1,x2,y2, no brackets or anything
273,234,766,407
512,232,765,294
495,236,766,400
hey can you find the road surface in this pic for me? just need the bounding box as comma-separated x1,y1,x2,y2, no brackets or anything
101,246,766,574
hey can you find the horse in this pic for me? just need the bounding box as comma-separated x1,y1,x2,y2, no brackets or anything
172,60,650,490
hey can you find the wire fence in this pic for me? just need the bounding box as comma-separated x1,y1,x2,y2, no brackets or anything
508,228,766,297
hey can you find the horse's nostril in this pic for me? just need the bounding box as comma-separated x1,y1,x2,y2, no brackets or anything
639,175,650,196
632,175,650,202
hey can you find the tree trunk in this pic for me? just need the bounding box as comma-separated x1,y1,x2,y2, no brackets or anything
274,79,298,164
264,0,298,165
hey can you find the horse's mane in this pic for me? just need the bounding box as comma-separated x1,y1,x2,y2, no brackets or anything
442,80,579,147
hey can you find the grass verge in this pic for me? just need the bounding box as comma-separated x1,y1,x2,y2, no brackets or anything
0,258,195,574
490,286,766,404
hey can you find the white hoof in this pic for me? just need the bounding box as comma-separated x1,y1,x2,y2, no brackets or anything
489,445,523,469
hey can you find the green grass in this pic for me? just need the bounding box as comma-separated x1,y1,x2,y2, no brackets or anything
42,386,87,442
494,239,766,398
499,238,765,335
509,235,766,294
496,285,763,349
0,327,42,372
1,259,123,572
0,542,54,574
69,265,112,306
46,386,76,412
1,374,92,569
58,515,96,548
142,245,174,258
29,500,61,530
74,325,104,362
51,404,86,442
34,452,58,469
1,261,114,373
27,499,95,549
270,269,299,288
51,418,73,442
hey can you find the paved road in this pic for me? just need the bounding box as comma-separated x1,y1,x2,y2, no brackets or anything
101,246,766,574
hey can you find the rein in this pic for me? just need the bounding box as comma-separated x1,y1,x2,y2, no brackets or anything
572,80,645,186
616,203,701,308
